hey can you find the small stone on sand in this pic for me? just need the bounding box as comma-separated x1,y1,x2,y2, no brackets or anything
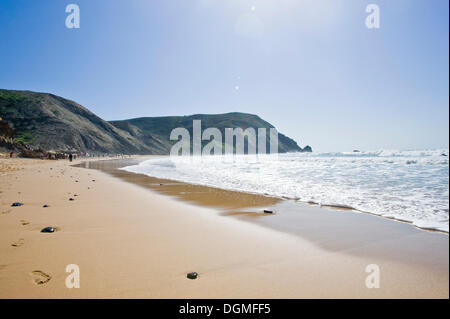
11,202,23,207
41,227,55,233
43,204,49,208
187,272,198,280
263,210,274,214
69,198,74,201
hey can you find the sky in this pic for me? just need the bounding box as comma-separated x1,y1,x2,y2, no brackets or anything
0,0,448,152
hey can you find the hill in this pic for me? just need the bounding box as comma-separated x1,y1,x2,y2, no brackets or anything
111,113,305,154
0,89,311,154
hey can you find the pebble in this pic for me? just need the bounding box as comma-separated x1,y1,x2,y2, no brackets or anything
41,227,55,233
187,272,198,280
11,202,23,207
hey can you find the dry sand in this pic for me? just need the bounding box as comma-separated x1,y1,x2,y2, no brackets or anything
0,157,448,298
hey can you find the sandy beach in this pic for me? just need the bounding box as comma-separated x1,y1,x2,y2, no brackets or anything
0,157,448,298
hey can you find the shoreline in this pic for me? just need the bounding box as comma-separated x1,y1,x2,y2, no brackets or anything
86,157,449,235
81,158,449,263
0,157,448,298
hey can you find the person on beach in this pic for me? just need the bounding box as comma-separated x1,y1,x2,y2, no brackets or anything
69,153,73,162
9,151,13,158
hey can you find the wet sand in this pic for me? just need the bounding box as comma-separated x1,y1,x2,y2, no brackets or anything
0,157,448,298
82,159,449,262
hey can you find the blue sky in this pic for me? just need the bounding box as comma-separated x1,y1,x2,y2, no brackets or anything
0,0,448,152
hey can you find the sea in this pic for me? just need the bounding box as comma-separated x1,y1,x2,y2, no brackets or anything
121,149,449,232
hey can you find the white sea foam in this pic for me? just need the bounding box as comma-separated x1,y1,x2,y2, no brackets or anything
121,149,449,232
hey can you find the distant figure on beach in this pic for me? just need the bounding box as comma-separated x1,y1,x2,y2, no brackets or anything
69,154,73,162
9,151,13,158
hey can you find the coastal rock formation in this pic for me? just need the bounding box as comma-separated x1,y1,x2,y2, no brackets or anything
1,89,310,154
0,121,14,138
302,145,313,152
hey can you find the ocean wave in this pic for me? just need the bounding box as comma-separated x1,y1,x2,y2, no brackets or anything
121,150,449,232
306,149,449,158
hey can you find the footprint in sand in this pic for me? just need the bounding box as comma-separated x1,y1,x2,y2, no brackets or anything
1,209,11,215
31,270,52,285
20,220,30,226
11,238,24,247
